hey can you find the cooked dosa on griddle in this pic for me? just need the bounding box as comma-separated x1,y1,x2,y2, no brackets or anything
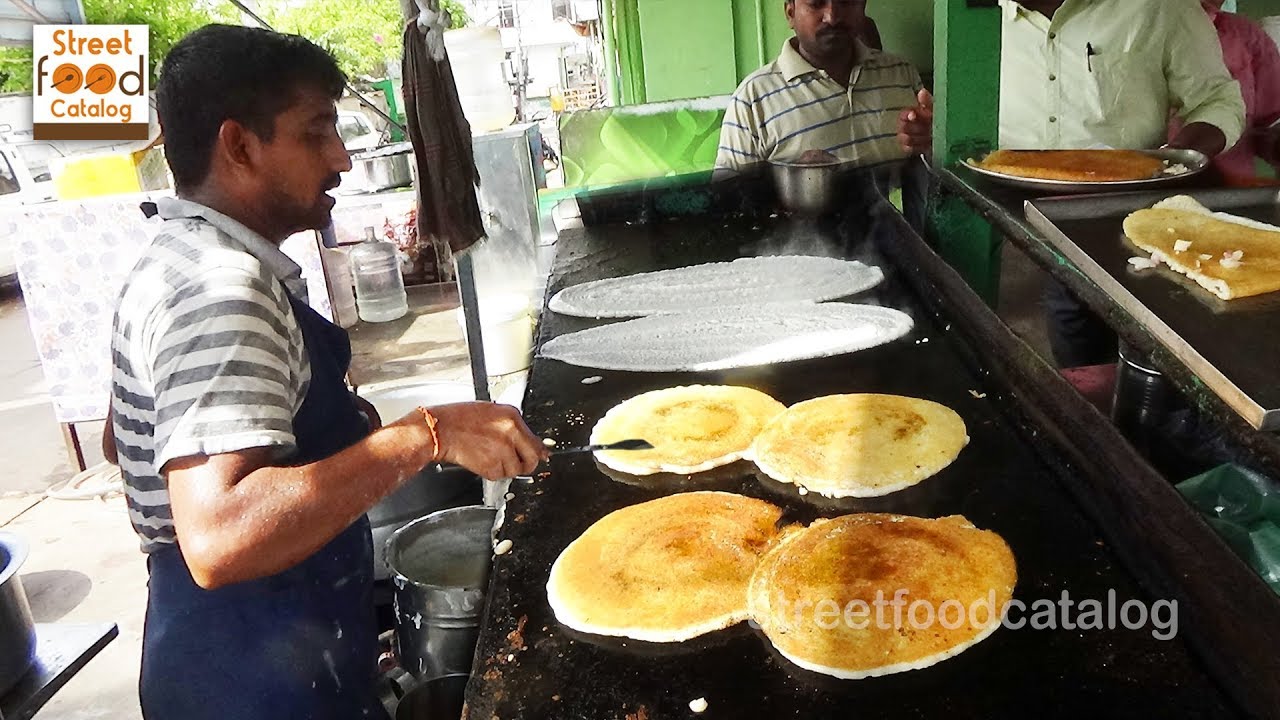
547,492,784,642
1123,195,1280,300
748,514,1016,679
590,385,786,476
749,394,968,498
977,149,1166,182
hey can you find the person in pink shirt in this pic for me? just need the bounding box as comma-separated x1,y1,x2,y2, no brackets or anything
1197,0,1280,182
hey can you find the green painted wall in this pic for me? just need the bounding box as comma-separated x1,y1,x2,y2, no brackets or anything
617,0,647,105
752,0,936,75
638,0,739,102
930,0,1003,304
612,0,935,105
719,1,784,85
870,0,935,73
612,0,1280,105
1239,0,1280,19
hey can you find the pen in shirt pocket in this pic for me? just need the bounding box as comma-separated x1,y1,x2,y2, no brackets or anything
1086,42,1096,73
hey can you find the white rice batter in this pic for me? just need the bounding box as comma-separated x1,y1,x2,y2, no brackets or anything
548,256,885,318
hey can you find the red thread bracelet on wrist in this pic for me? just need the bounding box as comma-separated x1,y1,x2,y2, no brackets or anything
416,406,440,462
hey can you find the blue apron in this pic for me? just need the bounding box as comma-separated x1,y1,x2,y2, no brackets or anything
140,293,388,720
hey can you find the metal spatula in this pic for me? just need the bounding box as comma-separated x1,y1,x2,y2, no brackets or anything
550,438,654,456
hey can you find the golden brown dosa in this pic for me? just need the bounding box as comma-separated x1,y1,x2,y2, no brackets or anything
748,514,1017,679
978,149,1165,182
591,385,786,476
1123,195,1280,300
546,492,784,642
749,394,968,498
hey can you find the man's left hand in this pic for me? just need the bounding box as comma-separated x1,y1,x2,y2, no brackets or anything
1167,122,1228,159
1263,125,1280,168
898,88,934,157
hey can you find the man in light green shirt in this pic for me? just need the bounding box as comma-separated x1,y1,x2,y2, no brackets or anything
1000,0,1245,158
999,0,1246,368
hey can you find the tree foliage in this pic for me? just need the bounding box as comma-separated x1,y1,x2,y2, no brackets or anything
0,46,34,93
440,0,472,29
261,0,406,80
261,0,471,80
84,0,239,80
0,0,233,93
0,0,463,94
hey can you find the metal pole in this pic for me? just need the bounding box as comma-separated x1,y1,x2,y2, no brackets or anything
620,0,646,105
755,0,768,70
227,0,408,134
454,251,491,402
8,0,52,24
929,0,1004,304
513,0,528,121
933,0,1001,168
599,0,620,105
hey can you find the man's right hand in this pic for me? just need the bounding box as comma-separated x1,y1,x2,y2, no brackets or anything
164,401,546,589
413,402,547,481
897,88,934,156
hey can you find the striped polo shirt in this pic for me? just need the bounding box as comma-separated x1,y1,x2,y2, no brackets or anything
111,197,312,552
716,39,923,173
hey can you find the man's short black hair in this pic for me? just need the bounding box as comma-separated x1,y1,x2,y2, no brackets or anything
157,24,346,191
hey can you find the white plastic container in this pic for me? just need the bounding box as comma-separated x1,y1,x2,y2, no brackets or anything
361,381,476,421
444,27,515,133
457,294,535,376
348,228,408,323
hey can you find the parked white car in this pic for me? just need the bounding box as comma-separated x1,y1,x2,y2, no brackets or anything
338,110,381,153
0,144,57,280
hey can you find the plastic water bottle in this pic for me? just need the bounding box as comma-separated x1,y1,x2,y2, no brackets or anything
349,227,408,323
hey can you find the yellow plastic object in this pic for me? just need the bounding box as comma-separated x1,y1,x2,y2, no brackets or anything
51,146,170,200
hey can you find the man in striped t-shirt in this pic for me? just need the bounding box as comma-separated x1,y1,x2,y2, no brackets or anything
109,25,546,719
716,0,934,173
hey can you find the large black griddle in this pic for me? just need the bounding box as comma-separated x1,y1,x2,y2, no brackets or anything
464,183,1279,719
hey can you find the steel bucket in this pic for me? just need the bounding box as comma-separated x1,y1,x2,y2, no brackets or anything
394,673,469,720
0,532,36,695
362,382,482,582
387,506,496,680
369,465,482,581
351,143,414,191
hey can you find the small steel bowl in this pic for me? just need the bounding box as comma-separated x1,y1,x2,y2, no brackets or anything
769,157,847,215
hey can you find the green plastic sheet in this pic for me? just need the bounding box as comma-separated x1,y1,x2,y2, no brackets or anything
1177,464,1280,595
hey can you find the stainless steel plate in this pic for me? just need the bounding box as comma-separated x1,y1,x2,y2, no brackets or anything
963,148,1209,194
